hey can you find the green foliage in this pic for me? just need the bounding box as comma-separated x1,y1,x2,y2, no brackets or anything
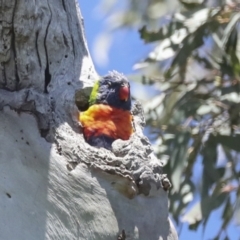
100,0,240,239
133,2,240,239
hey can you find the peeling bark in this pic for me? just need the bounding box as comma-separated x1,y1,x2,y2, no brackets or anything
0,0,178,239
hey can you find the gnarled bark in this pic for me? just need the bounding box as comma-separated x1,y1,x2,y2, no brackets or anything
0,1,178,239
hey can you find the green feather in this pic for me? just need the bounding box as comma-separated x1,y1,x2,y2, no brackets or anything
89,80,100,105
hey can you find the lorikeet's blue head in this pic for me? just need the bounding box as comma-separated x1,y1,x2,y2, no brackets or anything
89,71,131,111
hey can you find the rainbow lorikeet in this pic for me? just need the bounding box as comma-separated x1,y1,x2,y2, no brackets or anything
79,71,133,150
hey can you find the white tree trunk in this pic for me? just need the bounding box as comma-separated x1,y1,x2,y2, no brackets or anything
0,1,178,239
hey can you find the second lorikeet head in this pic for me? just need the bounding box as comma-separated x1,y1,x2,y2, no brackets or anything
89,71,131,111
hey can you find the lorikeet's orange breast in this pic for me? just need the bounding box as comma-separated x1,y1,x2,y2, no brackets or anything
79,104,133,141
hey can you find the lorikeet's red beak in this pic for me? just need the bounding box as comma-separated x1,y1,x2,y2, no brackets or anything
119,83,129,101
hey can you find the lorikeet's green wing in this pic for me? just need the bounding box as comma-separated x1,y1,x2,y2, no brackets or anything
89,80,100,106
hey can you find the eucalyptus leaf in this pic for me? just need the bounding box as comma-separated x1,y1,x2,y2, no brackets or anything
182,201,202,225
196,104,212,115
222,12,240,50
221,197,233,230
213,135,240,152
169,132,190,192
221,92,240,103
234,199,240,225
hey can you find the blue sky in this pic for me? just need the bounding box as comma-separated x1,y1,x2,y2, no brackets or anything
79,1,240,239
79,0,159,102
79,0,148,76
